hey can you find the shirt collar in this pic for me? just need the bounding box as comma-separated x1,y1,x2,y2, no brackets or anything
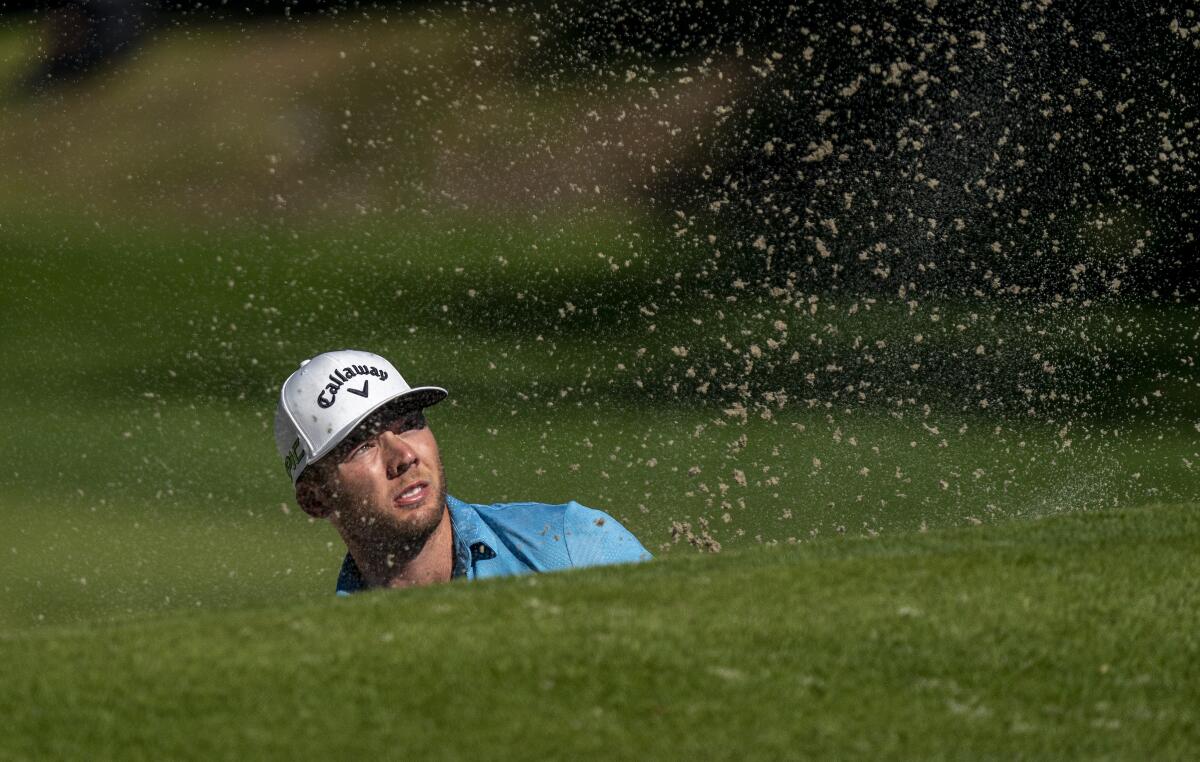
447,495,497,579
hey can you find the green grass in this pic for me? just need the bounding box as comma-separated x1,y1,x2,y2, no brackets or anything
1,13,1199,757
2,219,1198,629
2,502,1197,759
4,391,1195,629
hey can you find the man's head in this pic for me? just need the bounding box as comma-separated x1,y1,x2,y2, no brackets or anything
274,350,449,553
274,349,447,486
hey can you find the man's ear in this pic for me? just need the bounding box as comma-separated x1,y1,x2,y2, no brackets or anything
295,473,333,519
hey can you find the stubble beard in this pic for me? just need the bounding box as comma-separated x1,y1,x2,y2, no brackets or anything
345,459,450,564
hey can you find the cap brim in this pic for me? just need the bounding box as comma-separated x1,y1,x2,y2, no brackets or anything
307,385,447,464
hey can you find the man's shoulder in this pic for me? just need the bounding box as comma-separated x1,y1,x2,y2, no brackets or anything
455,496,585,518
449,496,585,536
449,496,651,567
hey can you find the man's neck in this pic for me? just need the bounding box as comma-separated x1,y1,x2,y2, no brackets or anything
348,504,455,589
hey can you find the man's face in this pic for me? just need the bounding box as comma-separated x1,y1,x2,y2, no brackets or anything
317,406,448,556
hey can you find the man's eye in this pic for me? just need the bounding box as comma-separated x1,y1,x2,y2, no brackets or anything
347,440,375,460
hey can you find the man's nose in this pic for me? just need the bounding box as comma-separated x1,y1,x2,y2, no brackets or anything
380,431,418,479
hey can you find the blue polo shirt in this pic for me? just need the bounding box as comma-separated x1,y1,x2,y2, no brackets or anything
335,495,652,594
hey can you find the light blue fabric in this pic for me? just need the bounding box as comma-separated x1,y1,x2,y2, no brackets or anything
335,495,651,594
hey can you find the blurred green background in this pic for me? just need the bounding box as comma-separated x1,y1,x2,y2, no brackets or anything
1,3,1197,629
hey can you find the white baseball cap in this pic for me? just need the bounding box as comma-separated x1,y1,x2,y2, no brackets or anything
273,349,447,484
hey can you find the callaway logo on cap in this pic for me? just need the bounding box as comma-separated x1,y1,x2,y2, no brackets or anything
273,349,448,484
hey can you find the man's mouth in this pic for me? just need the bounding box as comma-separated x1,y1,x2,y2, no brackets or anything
394,481,430,507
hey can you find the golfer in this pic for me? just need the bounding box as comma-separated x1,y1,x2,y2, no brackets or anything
274,349,651,594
